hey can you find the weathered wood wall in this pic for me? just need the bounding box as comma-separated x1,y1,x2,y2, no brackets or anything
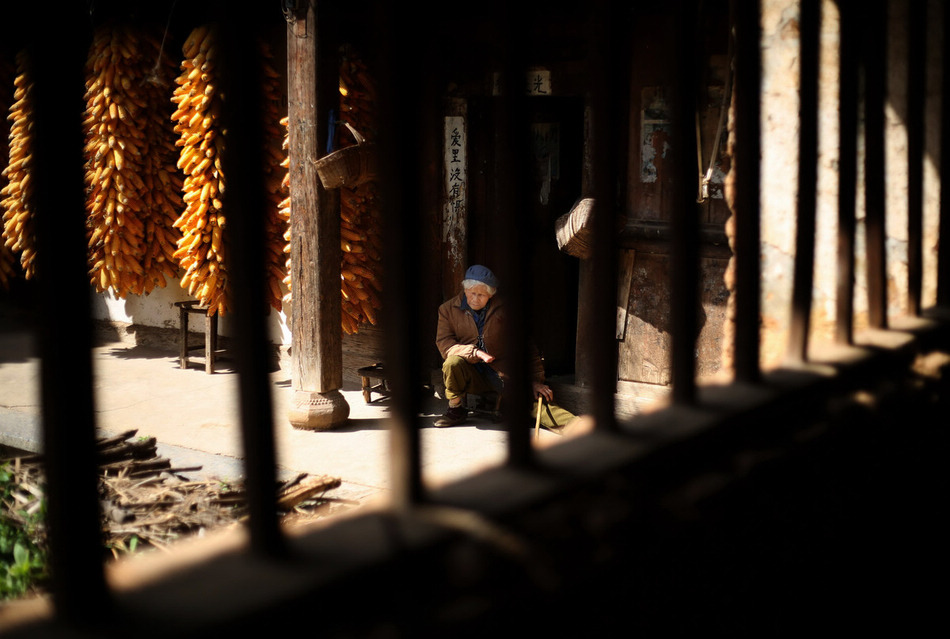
618,4,733,403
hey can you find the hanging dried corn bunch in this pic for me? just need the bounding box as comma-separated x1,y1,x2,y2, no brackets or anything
1,51,37,281
171,27,288,316
279,116,291,310
171,24,228,315
138,32,186,295
0,53,20,290
83,23,183,298
259,41,289,313
338,46,382,334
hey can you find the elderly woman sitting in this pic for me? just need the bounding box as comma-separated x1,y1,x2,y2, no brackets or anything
434,264,552,427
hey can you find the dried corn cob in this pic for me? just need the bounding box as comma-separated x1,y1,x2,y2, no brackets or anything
171,27,288,316
279,116,292,310
83,23,182,298
1,51,37,280
337,47,381,333
0,53,19,290
171,24,228,315
137,31,185,295
260,42,289,313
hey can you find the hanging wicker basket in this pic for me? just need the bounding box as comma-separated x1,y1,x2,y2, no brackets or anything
314,123,377,189
555,197,595,259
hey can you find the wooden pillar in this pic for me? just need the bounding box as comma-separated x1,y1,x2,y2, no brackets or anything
286,1,350,429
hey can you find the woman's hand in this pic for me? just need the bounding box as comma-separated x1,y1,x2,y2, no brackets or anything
475,349,495,363
533,381,553,403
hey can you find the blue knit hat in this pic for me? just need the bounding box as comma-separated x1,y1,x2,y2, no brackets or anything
464,264,499,289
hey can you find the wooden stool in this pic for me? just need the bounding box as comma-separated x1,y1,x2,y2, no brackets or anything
357,363,390,403
175,300,219,374
468,392,503,422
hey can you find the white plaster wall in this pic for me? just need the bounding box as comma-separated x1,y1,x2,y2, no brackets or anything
91,284,291,345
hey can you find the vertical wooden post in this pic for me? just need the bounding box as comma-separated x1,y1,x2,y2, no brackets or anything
787,0,820,362
837,0,859,344
374,1,426,506
286,1,350,429
28,7,112,621
732,0,763,384
574,104,596,391
669,0,700,405
938,0,950,307
218,6,286,557
906,0,926,317
587,0,621,428
863,0,888,329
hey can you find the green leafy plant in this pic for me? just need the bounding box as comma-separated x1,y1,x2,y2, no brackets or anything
0,464,49,600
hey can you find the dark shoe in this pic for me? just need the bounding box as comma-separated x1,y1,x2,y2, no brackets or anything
435,405,467,427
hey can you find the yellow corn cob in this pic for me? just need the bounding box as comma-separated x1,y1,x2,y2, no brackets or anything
0,55,22,290
83,23,182,298
171,25,229,315
1,51,38,281
259,41,290,314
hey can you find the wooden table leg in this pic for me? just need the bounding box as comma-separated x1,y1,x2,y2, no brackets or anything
205,313,216,374
179,305,189,369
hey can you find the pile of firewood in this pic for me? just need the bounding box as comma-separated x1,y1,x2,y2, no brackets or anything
1,429,343,559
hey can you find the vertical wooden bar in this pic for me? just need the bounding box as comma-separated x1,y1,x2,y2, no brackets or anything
670,0,700,404
864,0,889,329
907,0,926,316
494,0,533,464
787,0,821,362
217,9,285,557
587,0,621,429
287,0,350,430
210,314,219,367
837,0,859,343
179,307,189,369
939,0,950,307
574,195,598,388
373,1,425,506
27,13,112,623
732,0,762,382
204,314,215,374
573,97,597,391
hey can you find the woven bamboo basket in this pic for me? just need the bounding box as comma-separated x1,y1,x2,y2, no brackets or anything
314,123,377,189
555,197,595,259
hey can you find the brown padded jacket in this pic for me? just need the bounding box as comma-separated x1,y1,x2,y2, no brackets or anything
435,293,545,382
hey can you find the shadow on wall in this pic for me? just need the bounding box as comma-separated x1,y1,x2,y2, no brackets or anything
87,281,290,355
